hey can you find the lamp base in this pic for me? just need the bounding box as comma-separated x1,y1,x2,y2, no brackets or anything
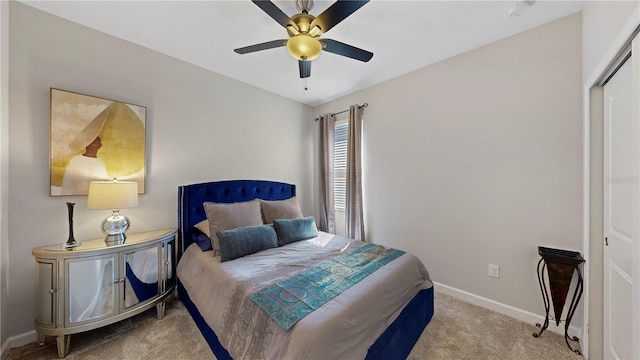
104,233,126,246
102,210,130,246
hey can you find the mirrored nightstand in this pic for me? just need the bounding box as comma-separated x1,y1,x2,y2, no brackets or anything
32,228,176,358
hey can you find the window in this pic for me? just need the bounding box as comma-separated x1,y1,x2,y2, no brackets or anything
334,120,348,211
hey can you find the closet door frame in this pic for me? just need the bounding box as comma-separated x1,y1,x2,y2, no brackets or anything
584,5,640,359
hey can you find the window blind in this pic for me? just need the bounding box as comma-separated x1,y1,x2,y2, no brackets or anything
334,121,348,211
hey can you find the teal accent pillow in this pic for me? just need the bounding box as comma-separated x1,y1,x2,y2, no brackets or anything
216,225,278,262
273,216,319,246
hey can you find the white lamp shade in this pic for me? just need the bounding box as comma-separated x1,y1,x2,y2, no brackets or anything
88,181,138,210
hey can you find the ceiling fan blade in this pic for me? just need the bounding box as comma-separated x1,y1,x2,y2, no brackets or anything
252,0,297,30
234,40,287,54
299,60,311,78
322,39,373,62
310,0,369,35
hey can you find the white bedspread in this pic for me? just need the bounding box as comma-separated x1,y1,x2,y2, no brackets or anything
177,232,432,360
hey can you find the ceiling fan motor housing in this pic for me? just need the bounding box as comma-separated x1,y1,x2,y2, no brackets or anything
287,12,322,37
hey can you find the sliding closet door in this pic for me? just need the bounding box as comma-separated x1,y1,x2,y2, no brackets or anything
602,40,638,360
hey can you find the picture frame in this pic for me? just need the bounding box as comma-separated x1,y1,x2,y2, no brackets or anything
50,88,146,196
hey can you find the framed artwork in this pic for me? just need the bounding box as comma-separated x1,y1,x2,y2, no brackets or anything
50,88,146,196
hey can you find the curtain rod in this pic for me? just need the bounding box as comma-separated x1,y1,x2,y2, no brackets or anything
314,103,368,121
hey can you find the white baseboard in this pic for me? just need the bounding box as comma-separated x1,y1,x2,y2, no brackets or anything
433,281,582,343
1,330,35,359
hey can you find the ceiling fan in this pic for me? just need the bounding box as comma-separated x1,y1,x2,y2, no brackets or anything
234,0,373,79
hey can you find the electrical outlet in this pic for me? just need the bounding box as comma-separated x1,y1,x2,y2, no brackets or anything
488,264,500,278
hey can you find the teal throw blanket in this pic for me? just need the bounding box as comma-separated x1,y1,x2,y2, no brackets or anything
249,243,404,330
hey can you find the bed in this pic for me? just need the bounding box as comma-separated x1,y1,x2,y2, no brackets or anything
176,180,434,359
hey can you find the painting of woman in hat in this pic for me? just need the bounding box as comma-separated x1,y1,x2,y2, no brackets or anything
61,136,109,195
50,89,146,196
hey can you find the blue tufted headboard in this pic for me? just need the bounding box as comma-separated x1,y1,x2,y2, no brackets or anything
177,180,296,259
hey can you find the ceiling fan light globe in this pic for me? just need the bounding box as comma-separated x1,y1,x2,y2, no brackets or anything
287,35,322,61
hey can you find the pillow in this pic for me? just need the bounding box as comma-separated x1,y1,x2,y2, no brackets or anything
189,227,213,252
203,200,263,255
216,225,278,262
273,216,319,246
194,219,211,238
259,197,304,224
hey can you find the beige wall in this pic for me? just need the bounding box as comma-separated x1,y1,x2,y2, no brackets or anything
7,2,313,340
0,0,9,351
582,2,639,358
583,1,639,82
315,13,583,325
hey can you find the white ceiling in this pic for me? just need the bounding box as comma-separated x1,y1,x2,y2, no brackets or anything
19,0,583,107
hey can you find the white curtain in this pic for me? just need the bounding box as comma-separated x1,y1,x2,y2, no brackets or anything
318,113,336,233
346,105,365,242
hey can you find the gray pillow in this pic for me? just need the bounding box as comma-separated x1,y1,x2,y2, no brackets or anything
216,225,278,262
259,197,304,224
203,200,263,255
273,216,319,246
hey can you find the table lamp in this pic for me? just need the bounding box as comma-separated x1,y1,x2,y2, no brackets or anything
88,179,138,246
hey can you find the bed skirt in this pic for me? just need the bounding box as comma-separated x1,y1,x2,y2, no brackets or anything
178,282,434,360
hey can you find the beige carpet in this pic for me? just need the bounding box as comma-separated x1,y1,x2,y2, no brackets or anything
8,292,583,360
